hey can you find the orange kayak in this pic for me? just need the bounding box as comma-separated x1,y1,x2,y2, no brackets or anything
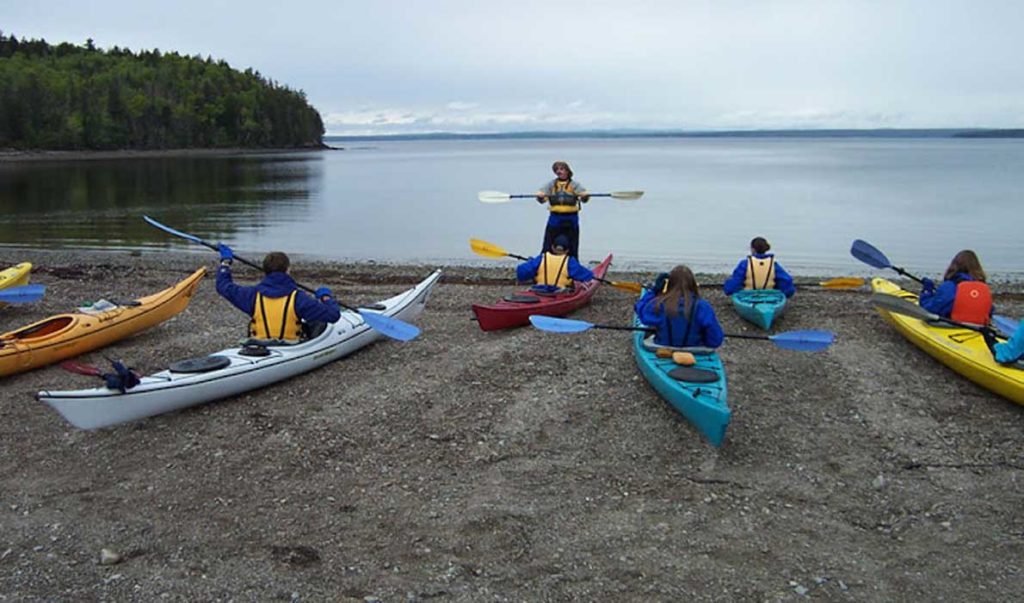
0,267,206,377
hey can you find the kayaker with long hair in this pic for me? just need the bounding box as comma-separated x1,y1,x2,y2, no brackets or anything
636,265,724,348
919,249,992,324
536,160,589,257
722,236,796,298
515,234,595,293
215,245,341,341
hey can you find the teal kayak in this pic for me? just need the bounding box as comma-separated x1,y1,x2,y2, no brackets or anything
632,319,730,446
730,289,787,330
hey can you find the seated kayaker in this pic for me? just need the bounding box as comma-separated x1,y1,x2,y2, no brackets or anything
515,235,595,294
919,249,992,324
636,265,724,348
722,236,796,298
215,245,341,342
536,160,589,258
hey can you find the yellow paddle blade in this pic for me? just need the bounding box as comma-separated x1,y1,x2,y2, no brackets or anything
469,238,510,259
609,280,644,294
818,277,866,289
609,190,644,200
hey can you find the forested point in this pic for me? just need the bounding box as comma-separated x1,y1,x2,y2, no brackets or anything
0,34,324,150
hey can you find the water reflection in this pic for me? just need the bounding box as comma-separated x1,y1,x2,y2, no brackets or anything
0,153,320,249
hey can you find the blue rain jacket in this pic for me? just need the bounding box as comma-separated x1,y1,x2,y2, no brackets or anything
722,253,796,298
994,322,1024,364
919,272,990,319
516,254,595,284
216,265,341,324
634,289,724,348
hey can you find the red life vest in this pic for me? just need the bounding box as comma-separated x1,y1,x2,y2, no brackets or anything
950,281,992,325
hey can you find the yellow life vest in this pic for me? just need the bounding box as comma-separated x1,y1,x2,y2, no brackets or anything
743,255,776,290
536,252,573,288
250,291,303,341
547,180,582,214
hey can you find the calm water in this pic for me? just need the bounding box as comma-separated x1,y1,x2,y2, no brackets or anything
1,138,1021,279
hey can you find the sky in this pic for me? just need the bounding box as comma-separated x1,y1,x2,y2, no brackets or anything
4,1,1023,136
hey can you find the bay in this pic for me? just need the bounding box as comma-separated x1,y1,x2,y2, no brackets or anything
0,137,1021,279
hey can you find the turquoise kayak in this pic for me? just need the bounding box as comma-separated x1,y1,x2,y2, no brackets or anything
730,289,787,330
632,319,730,446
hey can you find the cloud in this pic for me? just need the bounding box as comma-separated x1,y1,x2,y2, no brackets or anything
323,101,626,135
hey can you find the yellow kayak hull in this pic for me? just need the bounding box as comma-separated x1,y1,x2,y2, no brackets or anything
871,277,1024,405
0,262,33,309
0,267,206,377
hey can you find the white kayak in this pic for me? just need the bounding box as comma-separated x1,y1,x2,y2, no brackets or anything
39,270,442,429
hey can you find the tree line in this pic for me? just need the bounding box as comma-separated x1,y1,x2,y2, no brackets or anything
0,33,324,150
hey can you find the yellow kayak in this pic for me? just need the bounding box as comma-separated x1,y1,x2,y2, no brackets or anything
871,277,1024,405
0,267,205,377
0,262,33,309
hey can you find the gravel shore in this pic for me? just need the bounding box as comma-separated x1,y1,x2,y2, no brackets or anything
1,248,1022,601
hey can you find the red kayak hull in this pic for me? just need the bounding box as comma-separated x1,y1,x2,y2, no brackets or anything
472,254,613,331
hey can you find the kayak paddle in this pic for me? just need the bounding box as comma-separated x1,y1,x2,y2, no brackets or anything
850,239,925,284
869,292,999,336
0,284,46,304
528,315,835,352
143,215,420,342
478,190,644,203
469,238,643,294
814,277,865,290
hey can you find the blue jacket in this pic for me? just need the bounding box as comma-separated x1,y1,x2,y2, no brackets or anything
994,322,1024,364
634,290,724,348
722,253,796,298
216,265,341,324
919,272,988,319
515,254,595,284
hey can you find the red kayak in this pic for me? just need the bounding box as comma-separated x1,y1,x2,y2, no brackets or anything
472,254,613,331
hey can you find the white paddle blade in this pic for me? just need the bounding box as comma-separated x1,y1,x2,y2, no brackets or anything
610,190,644,200
478,191,512,203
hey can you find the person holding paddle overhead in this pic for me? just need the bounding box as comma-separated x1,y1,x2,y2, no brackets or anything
515,234,595,293
919,249,992,324
215,244,341,341
636,265,724,348
722,237,796,298
537,160,589,257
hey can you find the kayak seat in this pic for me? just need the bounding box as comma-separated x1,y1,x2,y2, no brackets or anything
504,295,541,304
169,355,231,373
641,335,715,355
667,366,719,383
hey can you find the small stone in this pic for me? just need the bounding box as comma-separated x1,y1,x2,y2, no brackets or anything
794,584,809,596
872,474,886,489
99,548,122,565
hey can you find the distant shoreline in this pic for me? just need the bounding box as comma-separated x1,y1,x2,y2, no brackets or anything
327,128,1024,142
0,146,338,163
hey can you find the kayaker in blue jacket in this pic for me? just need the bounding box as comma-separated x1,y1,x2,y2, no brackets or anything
722,237,796,298
516,235,595,292
636,265,724,348
536,160,589,258
919,249,992,324
215,245,341,341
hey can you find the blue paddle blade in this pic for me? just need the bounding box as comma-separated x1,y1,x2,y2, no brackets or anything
850,239,891,269
769,330,835,352
144,215,206,245
0,284,46,304
993,314,1019,339
529,315,594,333
357,309,420,342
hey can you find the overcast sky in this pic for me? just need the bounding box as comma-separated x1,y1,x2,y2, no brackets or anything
4,1,1022,135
